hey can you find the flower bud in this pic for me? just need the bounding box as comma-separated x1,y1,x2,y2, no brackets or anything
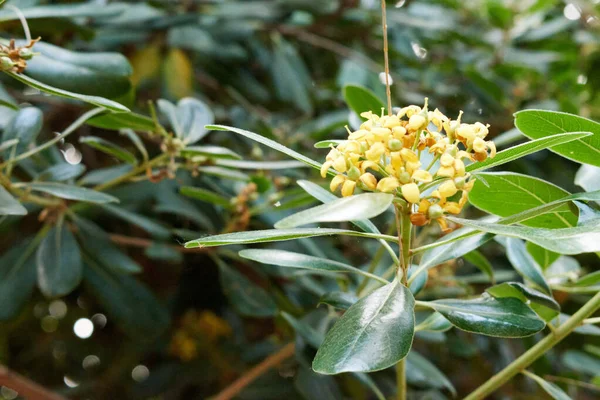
330,175,346,192
439,180,458,198
407,114,427,132
410,213,428,226
392,126,407,139
440,153,454,167
18,48,33,60
320,161,332,178
347,165,361,180
359,173,377,190
454,176,467,189
401,183,420,203
377,177,400,193
341,180,356,197
398,170,411,184
427,203,444,219
388,138,403,151
0,56,14,70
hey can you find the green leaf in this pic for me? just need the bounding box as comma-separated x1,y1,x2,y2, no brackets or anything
0,3,127,21
406,351,456,396
73,217,141,274
272,38,312,114
463,250,494,283
274,193,393,229
0,185,27,215
448,216,600,255
1,107,43,156
87,112,155,132
38,163,86,182
561,350,600,375
206,125,324,172
422,295,545,337
486,282,559,321
574,271,600,287
185,228,395,248
180,145,242,160
343,85,385,117
410,227,493,285
83,257,169,340
27,182,119,204
505,238,551,293
215,159,306,170
415,312,452,332
180,186,232,208
101,204,171,239
312,281,415,374
196,166,250,181
469,172,578,228
281,312,324,348
514,110,600,167
25,42,132,98
80,136,137,165
466,132,592,174
522,371,572,400
314,140,347,149
0,240,38,320
296,180,380,234
318,292,358,310
239,249,389,284
217,260,277,318
526,242,560,269
5,72,129,113
37,222,83,297
159,98,214,144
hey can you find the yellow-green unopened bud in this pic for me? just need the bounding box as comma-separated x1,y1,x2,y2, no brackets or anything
388,138,402,151
18,48,34,60
398,171,411,184
428,203,444,219
347,165,360,180
0,57,14,70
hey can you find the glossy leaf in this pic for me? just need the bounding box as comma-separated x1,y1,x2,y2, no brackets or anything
25,42,132,98
180,186,232,208
448,216,600,255
526,242,560,269
505,238,551,293
343,85,385,117
486,282,559,321
239,249,389,284
0,3,127,21
86,111,155,131
185,228,395,248
0,240,38,320
406,351,456,396
101,204,171,239
38,163,86,182
415,312,452,332
423,295,545,337
215,159,306,170
0,185,27,215
469,172,578,228
83,258,169,340
180,145,242,160
80,136,137,165
197,166,250,181
37,222,83,298
523,371,572,400
73,217,141,274
515,110,600,167
318,292,358,310
312,281,415,374
466,132,591,173
218,261,277,318
314,140,347,148
27,182,118,204
6,72,129,112
206,125,324,172
158,98,214,144
274,193,393,229
574,271,600,287
1,107,43,156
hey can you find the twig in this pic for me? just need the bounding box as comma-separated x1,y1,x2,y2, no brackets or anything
108,234,210,253
0,365,66,400
209,343,295,400
381,0,392,116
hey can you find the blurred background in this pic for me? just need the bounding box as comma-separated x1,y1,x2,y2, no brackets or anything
0,0,599,399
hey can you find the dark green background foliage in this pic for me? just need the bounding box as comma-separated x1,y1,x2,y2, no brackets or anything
0,0,599,399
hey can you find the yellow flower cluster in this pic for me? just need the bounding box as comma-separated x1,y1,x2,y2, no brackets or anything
321,99,495,230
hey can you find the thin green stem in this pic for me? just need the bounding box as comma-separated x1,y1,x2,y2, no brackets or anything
0,108,105,169
396,359,406,400
92,153,169,192
583,316,600,325
464,290,600,400
357,246,386,295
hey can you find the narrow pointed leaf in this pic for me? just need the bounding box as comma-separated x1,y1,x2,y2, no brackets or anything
185,228,396,248
37,223,83,298
2,107,43,156
463,250,494,282
0,185,27,215
101,204,171,239
526,242,560,269
466,132,592,173
80,136,137,165
27,182,118,204
505,238,551,293
314,140,347,148
0,240,38,320
448,216,600,255
514,110,600,167
312,281,415,374
206,125,324,171
180,145,242,160
423,295,545,337
523,371,572,400
87,112,155,131
343,85,385,117
318,292,358,310
215,159,306,170
406,352,456,396
415,312,452,332
5,72,129,112
469,172,578,228
274,193,393,229
38,163,86,182
486,282,559,321
180,186,232,208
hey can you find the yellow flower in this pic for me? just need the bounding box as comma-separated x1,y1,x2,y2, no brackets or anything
365,142,385,162
330,175,346,192
341,180,356,197
377,176,400,193
360,173,377,190
412,169,432,182
401,183,420,203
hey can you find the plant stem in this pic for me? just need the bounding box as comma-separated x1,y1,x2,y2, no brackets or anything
464,290,600,400
394,205,412,400
92,152,169,192
380,0,392,116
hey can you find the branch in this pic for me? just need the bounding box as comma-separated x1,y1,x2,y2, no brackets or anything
209,343,295,400
0,365,66,400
